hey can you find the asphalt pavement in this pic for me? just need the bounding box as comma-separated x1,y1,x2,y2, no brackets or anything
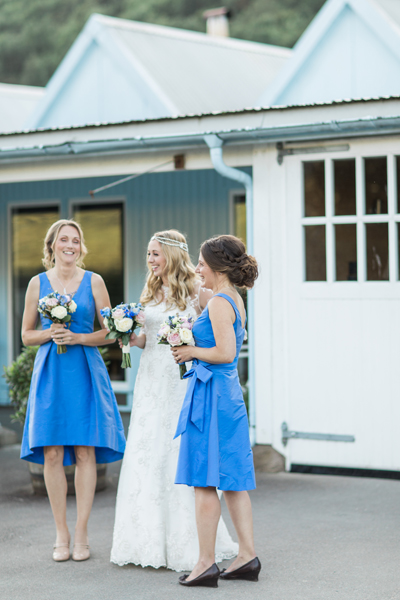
0,444,399,600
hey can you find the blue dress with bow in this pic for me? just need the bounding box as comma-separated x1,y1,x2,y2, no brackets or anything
20,271,126,466
174,293,256,491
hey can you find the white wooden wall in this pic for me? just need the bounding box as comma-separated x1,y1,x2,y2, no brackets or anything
253,136,400,471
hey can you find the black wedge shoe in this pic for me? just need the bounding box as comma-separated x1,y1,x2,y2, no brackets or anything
178,563,220,588
219,557,261,582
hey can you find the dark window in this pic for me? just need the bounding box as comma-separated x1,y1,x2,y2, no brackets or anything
73,203,125,381
12,206,60,357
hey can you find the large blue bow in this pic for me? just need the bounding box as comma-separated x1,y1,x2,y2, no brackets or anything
174,362,213,438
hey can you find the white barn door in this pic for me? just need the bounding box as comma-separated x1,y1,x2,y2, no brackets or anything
282,141,400,472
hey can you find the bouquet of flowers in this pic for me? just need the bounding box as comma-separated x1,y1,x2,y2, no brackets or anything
100,303,145,368
157,314,194,379
37,292,77,354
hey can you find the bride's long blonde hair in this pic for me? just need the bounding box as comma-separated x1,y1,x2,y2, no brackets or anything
140,229,198,311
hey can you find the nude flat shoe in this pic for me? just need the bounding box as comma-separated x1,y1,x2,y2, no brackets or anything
53,539,70,562
72,542,90,561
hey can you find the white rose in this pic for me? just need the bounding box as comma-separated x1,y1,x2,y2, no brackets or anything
103,317,109,330
69,300,77,313
51,305,67,320
180,328,193,344
115,317,133,333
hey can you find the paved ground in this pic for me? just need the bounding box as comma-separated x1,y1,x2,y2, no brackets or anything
1,444,399,600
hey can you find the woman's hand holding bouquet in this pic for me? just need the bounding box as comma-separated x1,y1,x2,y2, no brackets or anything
101,303,145,368
157,315,194,379
38,292,77,354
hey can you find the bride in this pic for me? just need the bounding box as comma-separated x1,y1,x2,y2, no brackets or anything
110,229,238,571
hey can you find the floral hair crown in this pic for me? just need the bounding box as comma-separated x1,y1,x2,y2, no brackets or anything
151,235,189,252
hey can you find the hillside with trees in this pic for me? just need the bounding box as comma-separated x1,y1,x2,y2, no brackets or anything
0,0,325,87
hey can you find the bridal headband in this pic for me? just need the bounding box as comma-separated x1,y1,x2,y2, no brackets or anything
151,235,188,252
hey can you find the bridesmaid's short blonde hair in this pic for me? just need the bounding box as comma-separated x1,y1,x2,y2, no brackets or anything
42,219,88,270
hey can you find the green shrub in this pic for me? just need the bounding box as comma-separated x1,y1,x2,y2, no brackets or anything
3,345,111,425
3,346,38,425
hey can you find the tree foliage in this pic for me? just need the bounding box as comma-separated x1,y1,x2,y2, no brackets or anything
0,0,325,87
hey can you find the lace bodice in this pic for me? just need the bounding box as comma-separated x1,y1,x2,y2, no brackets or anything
142,295,198,351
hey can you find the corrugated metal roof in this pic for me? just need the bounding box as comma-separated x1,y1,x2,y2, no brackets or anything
1,94,399,137
104,16,290,116
372,0,400,29
0,83,44,134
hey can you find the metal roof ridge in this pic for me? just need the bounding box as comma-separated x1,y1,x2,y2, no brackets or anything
0,83,44,95
91,13,291,57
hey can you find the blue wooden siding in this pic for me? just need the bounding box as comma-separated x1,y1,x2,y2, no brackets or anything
0,167,251,404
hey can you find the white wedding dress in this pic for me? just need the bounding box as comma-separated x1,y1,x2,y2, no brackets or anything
110,286,238,571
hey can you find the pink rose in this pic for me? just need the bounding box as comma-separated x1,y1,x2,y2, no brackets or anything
112,308,125,320
167,332,182,346
46,298,58,307
181,320,192,329
136,311,146,325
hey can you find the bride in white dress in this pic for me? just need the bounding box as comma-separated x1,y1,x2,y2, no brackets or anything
110,230,238,571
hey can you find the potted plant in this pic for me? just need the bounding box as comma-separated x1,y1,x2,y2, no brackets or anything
3,346,110,495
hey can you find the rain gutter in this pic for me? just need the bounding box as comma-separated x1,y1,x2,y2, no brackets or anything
204,134,256,446
1,115,400,160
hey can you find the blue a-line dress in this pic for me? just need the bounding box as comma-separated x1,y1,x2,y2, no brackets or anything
20,271,126,466
174,293,256,491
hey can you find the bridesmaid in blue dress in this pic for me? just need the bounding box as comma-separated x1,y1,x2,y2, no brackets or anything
20,219,125,563
171,234,261,588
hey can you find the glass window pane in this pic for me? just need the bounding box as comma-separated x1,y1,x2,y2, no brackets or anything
397,224,400,279
305,225,326,281
233,192,248,409
335,224,357,281
397,157,400,213
12,207,60,358
304,161,325,217
334,159,356,215
365,157,387,215
73,203,124,381
234,194,246,246
366,223,389,281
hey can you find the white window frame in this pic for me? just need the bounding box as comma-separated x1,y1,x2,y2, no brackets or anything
300,144,400,299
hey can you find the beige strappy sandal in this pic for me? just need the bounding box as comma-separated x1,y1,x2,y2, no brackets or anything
72,542,90,561
53,539,70,562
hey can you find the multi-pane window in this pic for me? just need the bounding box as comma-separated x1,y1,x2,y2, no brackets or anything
72,202,125,383
11,206,60,357
302,156,399,282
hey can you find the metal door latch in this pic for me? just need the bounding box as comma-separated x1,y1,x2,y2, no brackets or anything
281,422,355,447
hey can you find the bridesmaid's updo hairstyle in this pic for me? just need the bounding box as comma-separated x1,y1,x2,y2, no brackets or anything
42,219,87,270
201,235,258,289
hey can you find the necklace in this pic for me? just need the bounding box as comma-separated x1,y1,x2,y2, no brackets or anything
54,269,78,294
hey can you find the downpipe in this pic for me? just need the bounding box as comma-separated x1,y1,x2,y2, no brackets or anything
204,134,256,446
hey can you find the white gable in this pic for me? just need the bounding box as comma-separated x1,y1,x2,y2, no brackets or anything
259,0,400,107
26,14,290,131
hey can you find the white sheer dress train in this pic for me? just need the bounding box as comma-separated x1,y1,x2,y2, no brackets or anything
110,287,238,571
